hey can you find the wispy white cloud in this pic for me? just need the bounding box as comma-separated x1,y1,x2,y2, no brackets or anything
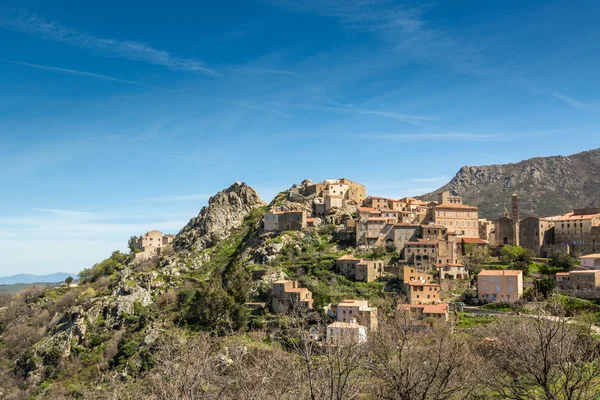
550,91,592,109
271,0,487,73
5,59,172,91
0,7,215,74
237,66,298,77
126,149,271,172
0,208,186,240
306,104,431,122
364,133,501,141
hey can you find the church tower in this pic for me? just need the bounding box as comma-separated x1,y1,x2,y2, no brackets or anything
511,194,520,246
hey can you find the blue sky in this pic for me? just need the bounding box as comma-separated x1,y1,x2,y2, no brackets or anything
1,0,599,275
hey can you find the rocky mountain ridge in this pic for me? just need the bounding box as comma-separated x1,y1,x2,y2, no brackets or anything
174,181,266,252
420,148,600,219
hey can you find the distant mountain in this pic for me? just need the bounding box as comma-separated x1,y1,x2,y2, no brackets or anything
419,148,600,219
0,273,77,285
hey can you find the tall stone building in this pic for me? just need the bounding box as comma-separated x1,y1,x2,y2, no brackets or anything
511,194,520,246
519,217,555,257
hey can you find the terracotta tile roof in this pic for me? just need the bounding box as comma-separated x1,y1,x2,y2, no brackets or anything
337,254,360,261
568,270,600,275
460,237,489,244
555,272,570,276
306,218,316,223
423,304,448,314
580,254,600,259
478,270,522,276
557,212,600,221
394,223,420,227
367,217,389,222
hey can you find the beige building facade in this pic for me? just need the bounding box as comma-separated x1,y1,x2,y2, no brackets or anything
336,299,378,331
433,192,479,237
580,254,600,269
477,270,523,302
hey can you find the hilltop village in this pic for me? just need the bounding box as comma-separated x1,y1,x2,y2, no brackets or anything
134,178,600,344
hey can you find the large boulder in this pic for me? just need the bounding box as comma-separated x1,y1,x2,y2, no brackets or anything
173,182,266,252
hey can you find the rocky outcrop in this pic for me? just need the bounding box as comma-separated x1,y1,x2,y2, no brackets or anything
174,182,266,252
420,148,600,219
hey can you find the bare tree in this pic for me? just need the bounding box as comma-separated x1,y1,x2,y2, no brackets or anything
283,313,366,400
482,302,600,400
363,311,482,400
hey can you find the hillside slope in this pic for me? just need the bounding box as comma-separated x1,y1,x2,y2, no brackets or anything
420,148,600,219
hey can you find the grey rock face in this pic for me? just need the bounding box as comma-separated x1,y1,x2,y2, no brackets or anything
173,182,266,252
420,148,600,219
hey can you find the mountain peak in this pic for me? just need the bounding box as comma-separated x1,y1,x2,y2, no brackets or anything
420,148,600,219
174,182,266,252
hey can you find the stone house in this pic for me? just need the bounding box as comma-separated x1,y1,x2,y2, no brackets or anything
335,255,384,282
580,254,600,269
437,264,468,280
551,209,600,257
135,230,175,261
478,219,495,242
404,239,438,269
362,196,391,209
355,217,388,246
271,280,314,314
336,299,378,331
326,319,368,345
477,270,523,302
398,303,449,322
305,178,366,204
519,217,555,257
407,281,441,304
264,210,307,232
383,224,421,253
556,270,600,291
325,194,344,212
379,209,399,223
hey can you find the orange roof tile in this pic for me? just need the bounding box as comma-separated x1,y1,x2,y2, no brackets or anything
478,270,522,276
580,254,600,259
461,237,489,244
422,304,448,314
557,212,600,221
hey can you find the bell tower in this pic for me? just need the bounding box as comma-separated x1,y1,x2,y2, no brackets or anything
511,193,520,246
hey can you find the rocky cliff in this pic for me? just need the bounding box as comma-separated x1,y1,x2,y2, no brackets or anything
174,182,266,252
420,148,600,219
